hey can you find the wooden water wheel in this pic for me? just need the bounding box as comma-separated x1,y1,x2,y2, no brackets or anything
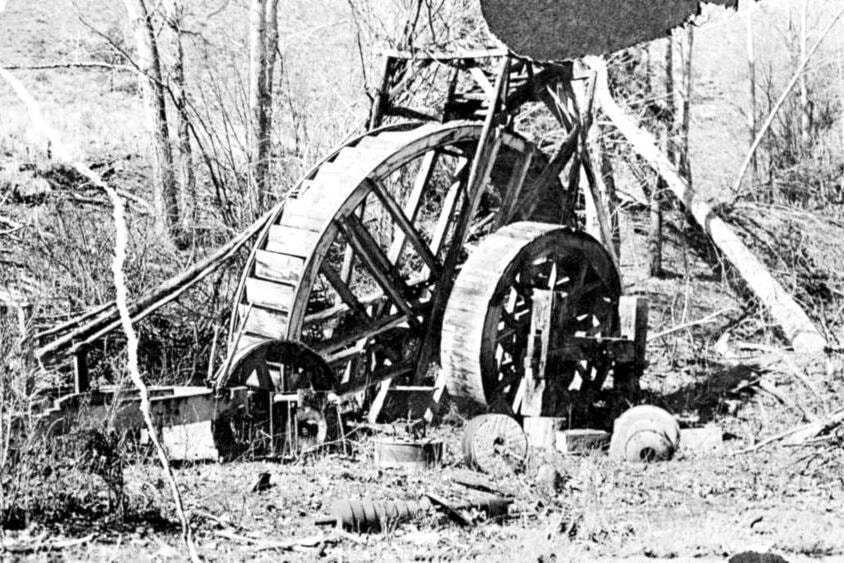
228,121,567,397
441,221,623,418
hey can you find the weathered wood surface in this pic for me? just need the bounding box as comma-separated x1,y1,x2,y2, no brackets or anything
481,0,739,60
442,221,621,413
588,58,826,354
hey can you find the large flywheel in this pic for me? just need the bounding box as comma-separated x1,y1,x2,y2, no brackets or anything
442,222,624,419
229,121,566,397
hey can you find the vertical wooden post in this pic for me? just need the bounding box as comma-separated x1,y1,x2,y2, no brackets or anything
369,56,394,130
522,289,553,417
412,56,509,383
73,346,90,393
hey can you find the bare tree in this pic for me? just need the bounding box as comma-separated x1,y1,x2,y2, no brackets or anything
798,0,811,149
124,0,179,240
248,0,279,215
165,0,195,241
676,25,694,185
745,0,759,181
647,37,674,278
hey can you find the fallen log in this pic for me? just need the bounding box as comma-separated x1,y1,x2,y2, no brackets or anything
586,58,826,354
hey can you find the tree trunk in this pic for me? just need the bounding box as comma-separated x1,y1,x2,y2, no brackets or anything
249,0,270,215
678,25,694,185
589,57,827,355
166,0,195,243
648,36,673,278
263,0,279,186
745,0,759,183
798,0,811,149
124,0,179,240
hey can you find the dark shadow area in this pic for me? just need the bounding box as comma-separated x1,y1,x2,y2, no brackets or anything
642,360,762,424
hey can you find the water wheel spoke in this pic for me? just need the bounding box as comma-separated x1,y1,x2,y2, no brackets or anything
567,279,605,304
338,214,421,330
387,150,438,264
319,262,370,321
430,161,470,258
368,178,442,277
497,311,531,343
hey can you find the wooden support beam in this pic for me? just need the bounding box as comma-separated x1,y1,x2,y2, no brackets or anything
388,150,438,264
495,144,535,229
414,58,510,383
369,56,394,130
429,161,469,256
367,378,393,424
73,346,90,393
588,57,826,354
369,179,441,277
521,289,554,417
338,215,420,329
318,262,370,321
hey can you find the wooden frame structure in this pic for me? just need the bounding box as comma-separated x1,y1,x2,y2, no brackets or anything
26,49,646,450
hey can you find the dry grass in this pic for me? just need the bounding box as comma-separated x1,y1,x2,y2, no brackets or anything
2,0,844,559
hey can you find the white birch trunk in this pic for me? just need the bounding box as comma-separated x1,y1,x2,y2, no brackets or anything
124,0,179,240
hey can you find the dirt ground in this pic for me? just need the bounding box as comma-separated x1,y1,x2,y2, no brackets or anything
2,211,842,562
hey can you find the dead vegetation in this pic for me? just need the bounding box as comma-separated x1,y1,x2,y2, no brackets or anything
2,0,844,561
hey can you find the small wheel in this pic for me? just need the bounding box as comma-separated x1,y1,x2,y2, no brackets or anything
609,405,680,463
225,339,336,393
442,222,622,420
216,339,336,458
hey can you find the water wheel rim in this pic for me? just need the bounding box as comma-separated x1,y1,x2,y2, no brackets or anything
230,121,567,395
442,222,620,414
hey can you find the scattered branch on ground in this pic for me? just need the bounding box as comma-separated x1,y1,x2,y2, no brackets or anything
2,62,133,72
648,307,736,341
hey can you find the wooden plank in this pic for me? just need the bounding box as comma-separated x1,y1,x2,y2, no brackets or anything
495,144,535,228
265,225,321,257
430,163,469,257
367,378,393,424
235,332,272,354
239,304,288,340
338,215,419,328
469,67,496,99
280,199,332,231
382,48,509,60
73,347,89,393
368,179,441,277
254,250,303,285
245,278,296,312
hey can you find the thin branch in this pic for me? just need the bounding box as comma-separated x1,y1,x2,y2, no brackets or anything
731,3,844,198
0,67,200,562
2,62,134,72
648,307,736,341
